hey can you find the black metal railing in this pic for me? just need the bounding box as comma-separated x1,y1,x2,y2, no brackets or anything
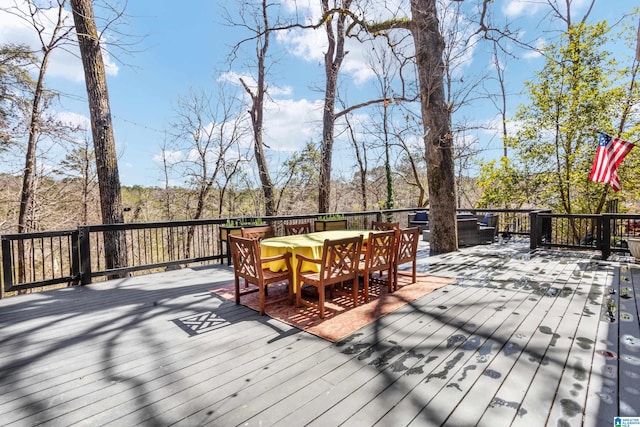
1,209,421,297
12,207,627,298
529,212,640,258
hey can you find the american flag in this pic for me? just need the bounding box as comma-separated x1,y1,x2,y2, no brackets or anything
589,132,635,192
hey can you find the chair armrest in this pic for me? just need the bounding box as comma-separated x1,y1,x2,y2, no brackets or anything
295,253,321,273
260,252,291,264
260,252,293,272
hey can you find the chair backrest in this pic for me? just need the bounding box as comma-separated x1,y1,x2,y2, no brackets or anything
320,236,363,284
413,211,428,222
487,214,498,229
396,227,420,265
363,230,397,271
241,225,275,241
371,221,400,231
228,235,263,283
284,222,311,236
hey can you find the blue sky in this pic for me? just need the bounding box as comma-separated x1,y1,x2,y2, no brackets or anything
0,0,637,187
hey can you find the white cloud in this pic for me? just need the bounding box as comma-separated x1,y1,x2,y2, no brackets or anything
153,149,184,164
54,111,91,130
502,0,544,18
263,98,324,152
481,114,524,142
275,2,414,87
0,0,118,83
218,71,293,97
523,38,546,60
503,0,592,19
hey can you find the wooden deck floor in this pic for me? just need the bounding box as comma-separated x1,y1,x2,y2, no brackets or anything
0,239,638,426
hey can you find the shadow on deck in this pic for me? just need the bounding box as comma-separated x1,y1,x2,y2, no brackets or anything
0,239,638,426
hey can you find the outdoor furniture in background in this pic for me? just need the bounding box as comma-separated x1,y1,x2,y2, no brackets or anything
295,235,363,318
479,213,499,241
284,222,312,236
422,217,496,246
457,218,485,246
394,227,420,288
228,235,293,315
358,230,397,295
408,211,429,231
241,225,275,241
371,221,400,231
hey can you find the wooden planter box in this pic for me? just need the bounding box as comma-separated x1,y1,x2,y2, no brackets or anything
220,224,264,264
314,219,348,232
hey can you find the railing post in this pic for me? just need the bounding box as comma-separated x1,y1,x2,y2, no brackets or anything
71,230,81,285
601,214,611,259
542,212,552,244
1,236,12,298
78,226,92,285
530,211,538,250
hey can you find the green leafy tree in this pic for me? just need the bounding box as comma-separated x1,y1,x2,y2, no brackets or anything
503,21,639,215
0,44,36,146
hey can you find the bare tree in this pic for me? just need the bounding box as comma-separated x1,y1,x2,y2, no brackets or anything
343,111,369,210
71,0,127,275
57,133,97,224
171,90,235,219
224,0,279,216
3,0,76,235
273,142,321,214
168,87,246,252
386,103,429,207
317,0,352,213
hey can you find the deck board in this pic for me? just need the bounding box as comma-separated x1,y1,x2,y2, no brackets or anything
210,286,480,427
282,281,494,426
545,262,606,426
254,285,476,426
1,240,638,426
342,276,532,426
618,264,640,416
406,252,577,426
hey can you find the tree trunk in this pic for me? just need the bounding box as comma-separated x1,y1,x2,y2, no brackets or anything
241,0,275,216
318,0,351,213
71,0,127,274
411,0,457,253
18,60,48,236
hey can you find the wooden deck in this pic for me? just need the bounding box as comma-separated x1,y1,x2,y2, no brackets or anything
1,239,638,426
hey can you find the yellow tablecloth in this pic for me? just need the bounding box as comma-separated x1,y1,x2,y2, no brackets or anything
260,230,370,293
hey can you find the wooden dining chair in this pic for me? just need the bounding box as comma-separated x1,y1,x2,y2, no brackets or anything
295,235,363,318
394,227,420,290
284,222,311,236
371,221,400,231
228,235,293,315
241,225,275,241
358,230,397,298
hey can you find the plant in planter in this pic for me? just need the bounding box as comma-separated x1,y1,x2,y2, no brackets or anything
627,237,640,259
225,217,263,227
314,214,347,231
220,218,265,264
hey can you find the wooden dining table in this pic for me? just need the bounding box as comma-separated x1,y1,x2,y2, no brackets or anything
260,230,371,293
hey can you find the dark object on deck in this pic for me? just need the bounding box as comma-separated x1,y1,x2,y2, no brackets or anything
580,233,594,246
408,211,429,231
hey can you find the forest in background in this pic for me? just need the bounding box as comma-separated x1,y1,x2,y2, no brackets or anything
0,168,482,233
1,1,639,239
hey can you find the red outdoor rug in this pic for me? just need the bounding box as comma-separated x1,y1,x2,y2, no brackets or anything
211,272,455,342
